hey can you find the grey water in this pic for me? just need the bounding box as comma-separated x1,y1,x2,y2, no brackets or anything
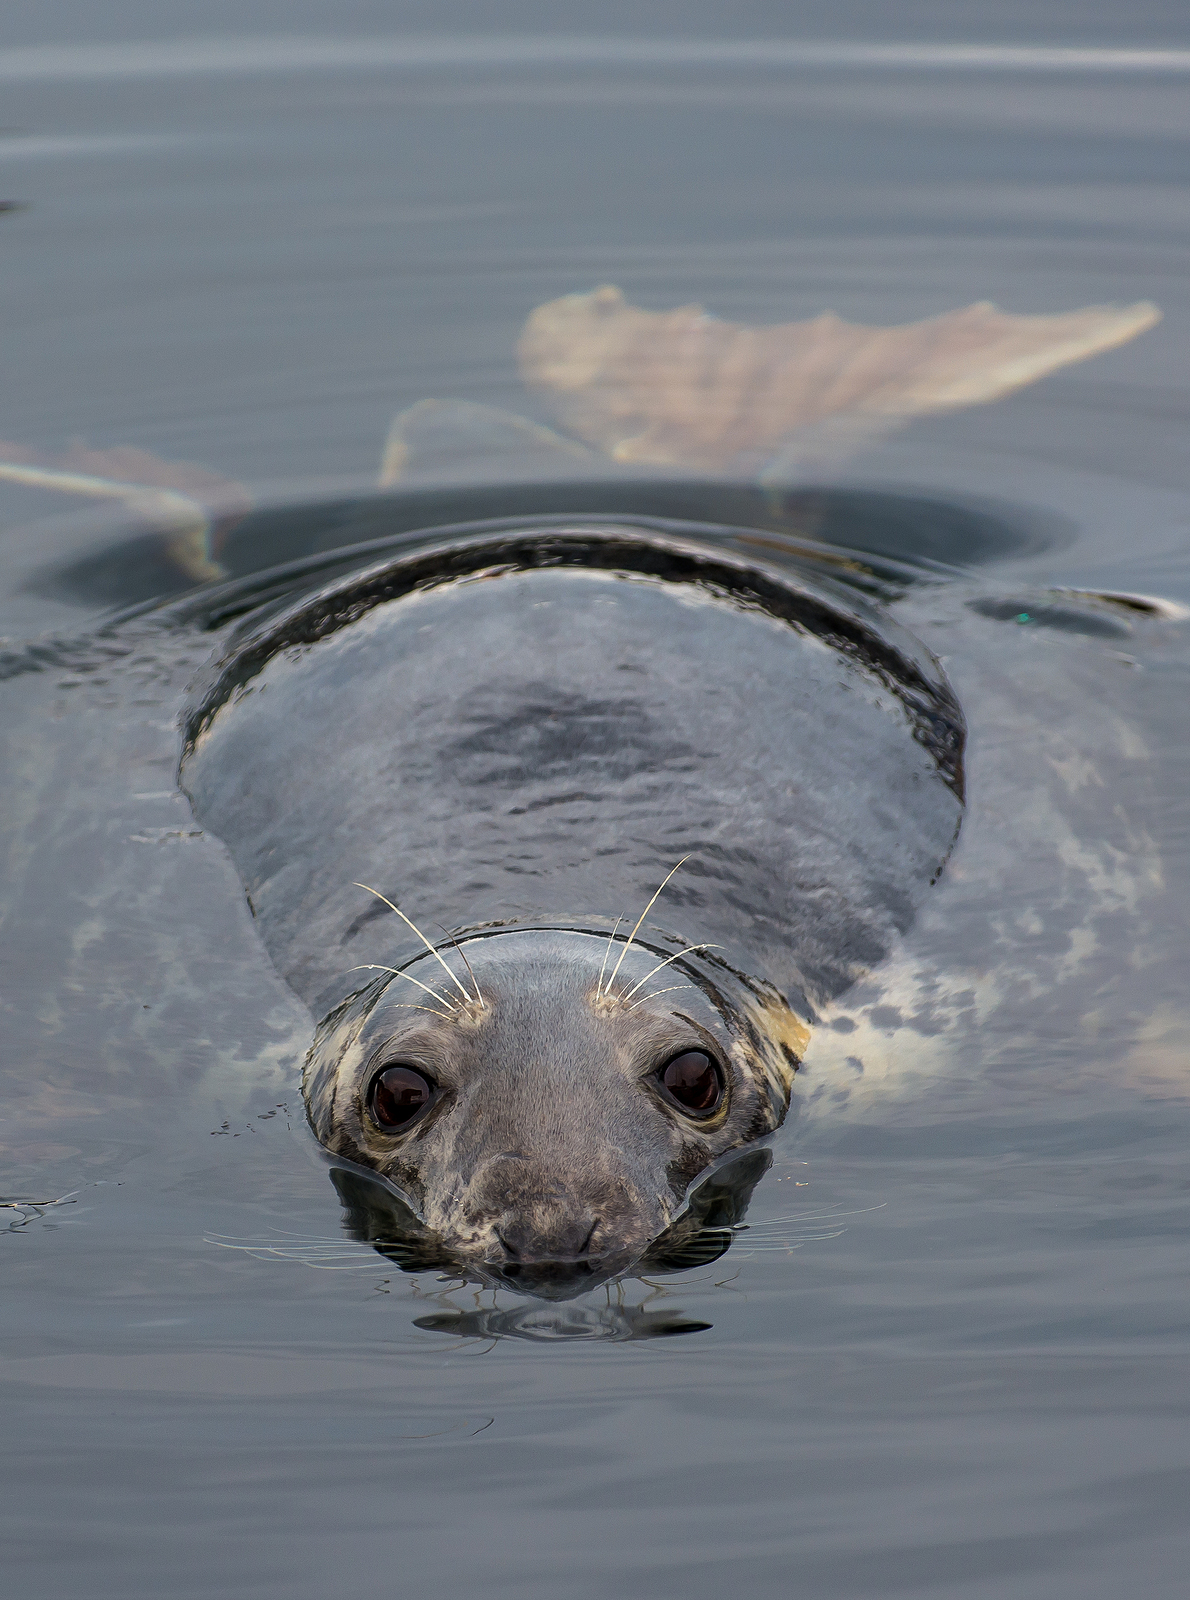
2,4,1190,1596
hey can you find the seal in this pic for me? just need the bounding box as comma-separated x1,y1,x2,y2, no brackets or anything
180,522,964,1298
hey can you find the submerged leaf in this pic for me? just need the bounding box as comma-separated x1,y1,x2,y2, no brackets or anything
518,285,1161,474
0,438,251,580
378,399,597,487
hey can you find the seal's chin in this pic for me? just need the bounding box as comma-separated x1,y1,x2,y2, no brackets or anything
479,1249,641,1301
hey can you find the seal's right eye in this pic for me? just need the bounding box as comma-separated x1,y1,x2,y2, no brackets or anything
369,1065,434,1131
658,1050,723,1116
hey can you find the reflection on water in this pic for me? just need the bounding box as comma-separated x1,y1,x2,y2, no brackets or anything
0,1191,78,1233
34,480,1070,615
968,587,1190,636
413,1303,713,1342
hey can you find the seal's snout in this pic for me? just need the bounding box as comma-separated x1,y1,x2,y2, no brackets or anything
495,1211,598,1265
490,1208,614,1298
471,1155,638,1293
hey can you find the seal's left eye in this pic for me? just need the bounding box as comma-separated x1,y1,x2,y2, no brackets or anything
369,1065,434,1130
658,1050,723,1115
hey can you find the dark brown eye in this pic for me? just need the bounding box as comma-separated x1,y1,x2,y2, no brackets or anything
659,1050,723,1115
369,1065,434,1130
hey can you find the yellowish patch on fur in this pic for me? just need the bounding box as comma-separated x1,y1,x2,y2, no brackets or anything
738,991,812,1104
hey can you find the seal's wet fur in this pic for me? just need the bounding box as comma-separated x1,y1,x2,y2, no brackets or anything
304,931,796,1297
181,523,963,1297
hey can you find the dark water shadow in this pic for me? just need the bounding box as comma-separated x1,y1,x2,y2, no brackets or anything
29,478,1072,614
969,594,1134,637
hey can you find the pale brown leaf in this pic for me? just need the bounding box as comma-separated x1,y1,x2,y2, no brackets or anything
518,285,1161,473
0,438,251,580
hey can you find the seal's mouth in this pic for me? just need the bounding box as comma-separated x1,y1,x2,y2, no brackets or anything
476,1226,739,1299
482,1224,616,1299
481,1256,622,1300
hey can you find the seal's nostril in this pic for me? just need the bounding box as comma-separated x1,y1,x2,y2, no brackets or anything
495,1210,600,1265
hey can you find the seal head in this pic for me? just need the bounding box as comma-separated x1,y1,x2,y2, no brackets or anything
305,928,799,1298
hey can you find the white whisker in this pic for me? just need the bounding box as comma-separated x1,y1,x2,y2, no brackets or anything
205,1233,398,1271
741,1204,887,1227
435,923,486,1009
604,856,690,999
346,962,456,1011
353,883,473,1004
625,984,695,1013
208,1232,356,1245
596,915,623,1000
620,943,721,1002
737,1231,847,1245
733,1238,845,1254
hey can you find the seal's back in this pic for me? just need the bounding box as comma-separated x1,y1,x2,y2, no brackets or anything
181,526,963,1022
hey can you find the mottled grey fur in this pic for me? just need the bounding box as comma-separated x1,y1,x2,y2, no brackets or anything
181,527,963,1295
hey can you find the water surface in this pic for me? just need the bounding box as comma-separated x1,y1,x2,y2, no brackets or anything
2,6,1189,1597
